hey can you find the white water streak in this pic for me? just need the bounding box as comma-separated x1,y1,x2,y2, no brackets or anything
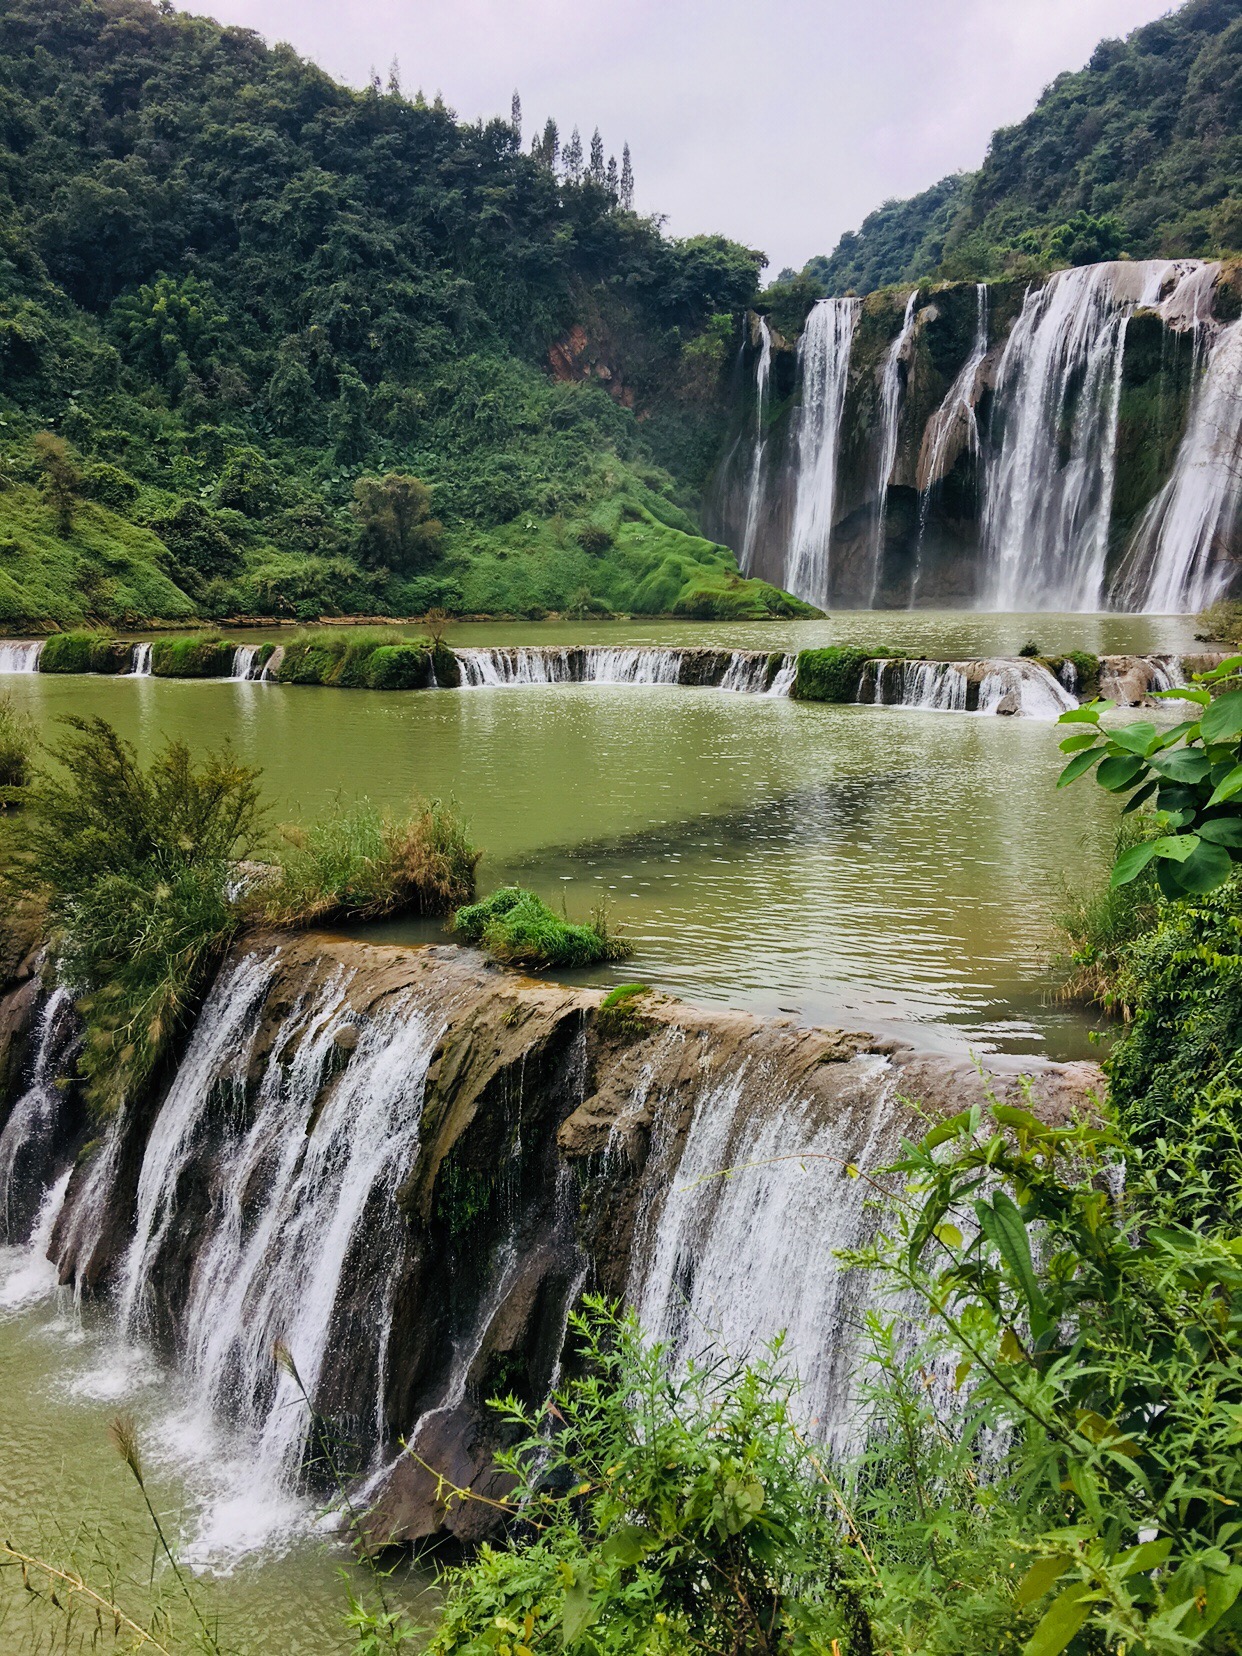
739,315,773,575
786,298,861,608
0,641,43,672
869,290,920,603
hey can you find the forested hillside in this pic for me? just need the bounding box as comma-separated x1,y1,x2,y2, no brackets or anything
0,0,810,626
804,0,1242,294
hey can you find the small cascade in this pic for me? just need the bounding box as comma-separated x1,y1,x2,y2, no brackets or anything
1116,319,1242,613
975,659,1078,718
260,644,284,681
860,657,1077,718
869,290,920,602
231,644,262,680
862,659,969,713
739,315,773,575
0,1169,72,1311
0,987,78,1244
982,260,1204,611
0,640,43,673
454,646,795,694
627,1055,905,1455
130,642,153,676
786,297,862,608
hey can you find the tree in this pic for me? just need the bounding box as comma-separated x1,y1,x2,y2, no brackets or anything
606,155,618,199
33,432,80,534
588,127,606,184
619,143,634,209
532,117,558,171
509,89,521,144
563,126,583,183
352,474,443,572
386,56,401,96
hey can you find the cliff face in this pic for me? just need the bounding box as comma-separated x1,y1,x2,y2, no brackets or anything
0,933,1103,1547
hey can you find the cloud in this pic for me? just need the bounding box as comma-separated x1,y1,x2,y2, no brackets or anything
179,0,1175,274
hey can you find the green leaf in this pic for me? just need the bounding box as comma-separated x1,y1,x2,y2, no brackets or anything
1207,764,1242,807
1151,748,1212,784
1058,702,1113,724
1058,731,1101,753
1057,749,1103,788
1016,1556,1070,1608
919,1110,971,1153
1153,833,1201,862
1096,754,1146,792
1152,685,1210,706
562,1579,597,1647
1121,779,1159,815
976,1192,1049,1339
1201,689,1242,741
1110,839,1160,886
1203,653,1242,681
1105,722,1158,755
1023,1583,1093,1656
933,1222,963,1249
992,1104,1047,1134
600,1525,656,1568
1171,837,1234,894
1197,818,1242,847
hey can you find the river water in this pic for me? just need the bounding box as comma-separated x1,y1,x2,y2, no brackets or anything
0,613,1188,1652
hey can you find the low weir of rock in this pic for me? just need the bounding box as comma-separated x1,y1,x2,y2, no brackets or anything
0,932,1100,1553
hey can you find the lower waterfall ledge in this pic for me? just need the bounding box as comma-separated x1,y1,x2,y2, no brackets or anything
0,931,1105,1550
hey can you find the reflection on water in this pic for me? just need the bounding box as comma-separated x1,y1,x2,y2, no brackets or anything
6,668,1120,1057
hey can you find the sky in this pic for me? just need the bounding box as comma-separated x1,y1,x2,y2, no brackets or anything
178,0,1176,276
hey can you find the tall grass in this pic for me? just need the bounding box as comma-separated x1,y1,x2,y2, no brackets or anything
452,886,630,968
264,798,479,925
0,693,34,792
1056,814,1160,1012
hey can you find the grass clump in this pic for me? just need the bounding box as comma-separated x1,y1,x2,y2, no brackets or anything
0,694,34,812
1056,815,1160,1010
38,629,131,674
453,886,631,968
792,646,872,702
273,628,435,689
150,633,235,678
265,798,479,926
6,718,262,1115
597,980,652,1039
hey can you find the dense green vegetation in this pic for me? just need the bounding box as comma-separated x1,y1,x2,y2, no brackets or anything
799,0,1242,294
0,0,804,627
453,885,631,968
0,693,33,806
792,646,873,702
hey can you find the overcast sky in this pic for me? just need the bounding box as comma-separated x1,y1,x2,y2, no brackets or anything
180,0,1176,275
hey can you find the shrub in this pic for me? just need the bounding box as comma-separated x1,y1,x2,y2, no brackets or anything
0,693,34,795
38,629,129,674
353,473,443,572
264,798,478,926
453,886,631,968
80,462,138,512
575,522,615,553
1197,599,1242,643
150,634,236,678
1018,638,1040,657
1056,814,1160,1007
6,718,261,1114
364,644,433,690
273,628,414,687
792,646,871,702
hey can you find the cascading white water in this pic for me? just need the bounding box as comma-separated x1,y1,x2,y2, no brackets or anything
1119,319,1242,613
112,950,447,1546
231,644,262,680
869,291,920,603
864,659,969,713
0,1169,72,1311
982,260,1204,611
786,298,861,608
130,642,153,676
0,640,43,673
975,659,1078,718
739,316,773,575
0,987,77,1243
861,657,1077,718
454,646,797,695
628,1055,906,1455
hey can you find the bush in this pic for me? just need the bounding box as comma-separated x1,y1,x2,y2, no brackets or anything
80,462,138,512
150,634,235,678
575,522,615,554
272,630,433,689
6,718,261,1115
1197,599,1242,644
453,886,631,968
1018,638,1040,657
0,693,34,794
264,798,478,926
364,644,434,690
792,646,871,702
38,629,130,674
1056,814,1160,1007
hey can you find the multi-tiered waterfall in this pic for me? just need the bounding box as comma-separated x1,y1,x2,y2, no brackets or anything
714,257,1242,613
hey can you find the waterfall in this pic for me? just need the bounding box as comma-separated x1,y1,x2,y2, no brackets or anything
454,646,796,694
982,260,1201,611
627,1054,905,1455
911,284,989,606
0,640,43,673
114,950,445,1510
862,659,969,712
0,1169,72,1311
786,298,861,607
975,659,1078,718
860,657,1076,718
739,316,773,575
869,290,920,603
130,642,153,676
231,644,262,680
0,987,78,1244
1116,319,1242,613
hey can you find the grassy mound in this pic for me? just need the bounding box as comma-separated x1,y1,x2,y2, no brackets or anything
265,799,478,925
792,647,873,702
149,634,236,677
273,629,434,689
453,886,631,968
39,629,132,674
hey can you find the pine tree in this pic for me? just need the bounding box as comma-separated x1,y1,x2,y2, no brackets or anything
620,143,634,209
510,90,521,144
606,155,618,199
387,56,402,96
588,128,605,184
563,127,583,183
542,117,560,171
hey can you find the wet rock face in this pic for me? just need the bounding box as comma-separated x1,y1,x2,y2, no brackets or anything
4,931,1105,1548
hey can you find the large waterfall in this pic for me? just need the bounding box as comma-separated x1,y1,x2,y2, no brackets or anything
0,934,1099,1560
724,257,1241,613
786,298,861,608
